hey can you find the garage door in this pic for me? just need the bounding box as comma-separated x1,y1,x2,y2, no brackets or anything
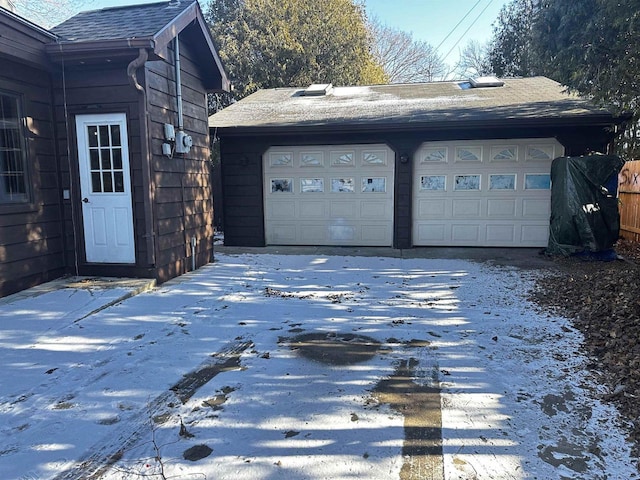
264,144,394,246
413,139,564,247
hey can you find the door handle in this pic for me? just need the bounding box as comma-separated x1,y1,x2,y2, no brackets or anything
82,197,89,203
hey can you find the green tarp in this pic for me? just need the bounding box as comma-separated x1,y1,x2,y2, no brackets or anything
546,154,624,257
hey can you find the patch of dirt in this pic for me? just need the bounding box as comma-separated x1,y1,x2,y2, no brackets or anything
529,239,640,460
286,332,383,365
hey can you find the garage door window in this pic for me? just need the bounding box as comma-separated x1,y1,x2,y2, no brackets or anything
271,178,293,192
525,174,551,190
490,146,517,162
454,174,481,190
301,178,324,193
489,174,516,190
363,151,387,165
421,147,447,163
362,177,386,193
455,147,482,162
331,177,354,192
331,152,354,166
420,175,446,191
300,152,323,167
269,152,293,167
526,146,555,161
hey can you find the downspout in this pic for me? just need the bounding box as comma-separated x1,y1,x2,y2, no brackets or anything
127,48,157,268
174,36,184,132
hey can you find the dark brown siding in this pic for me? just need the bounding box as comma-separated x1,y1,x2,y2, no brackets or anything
0,12,53,67
51,63,149,278
0,59,65,297
146,37,214,282
217,126,614,249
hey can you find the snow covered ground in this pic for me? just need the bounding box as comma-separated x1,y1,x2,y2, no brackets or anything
0,253,637,480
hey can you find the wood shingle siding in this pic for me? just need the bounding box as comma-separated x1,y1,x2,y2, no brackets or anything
0,57,64,297
146,37,213,282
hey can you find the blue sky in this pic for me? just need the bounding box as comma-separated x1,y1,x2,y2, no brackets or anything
365,0,510,65
77,0,510,66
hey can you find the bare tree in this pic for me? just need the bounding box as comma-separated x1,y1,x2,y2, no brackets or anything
11,0,95,28
454,40,493,80
369,18,446,83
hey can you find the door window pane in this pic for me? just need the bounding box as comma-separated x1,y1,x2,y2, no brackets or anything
114,172,124,192
91,172,102,192
110,125,121,146
102,172,113,192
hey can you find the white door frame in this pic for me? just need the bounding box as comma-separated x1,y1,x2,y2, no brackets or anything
76,113,135,264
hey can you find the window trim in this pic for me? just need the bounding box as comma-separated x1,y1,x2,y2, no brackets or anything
0,90,30,206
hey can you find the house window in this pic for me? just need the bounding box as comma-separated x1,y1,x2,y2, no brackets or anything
0,92,28,203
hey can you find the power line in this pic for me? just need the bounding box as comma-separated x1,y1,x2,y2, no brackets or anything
434,0,483,53
441,0,496,63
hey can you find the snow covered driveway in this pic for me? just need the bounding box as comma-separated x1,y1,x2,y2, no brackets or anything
0,253,636,479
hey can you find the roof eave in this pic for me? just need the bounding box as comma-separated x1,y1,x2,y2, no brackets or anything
211,114,626,137
153,1,230,91
45,38,157,63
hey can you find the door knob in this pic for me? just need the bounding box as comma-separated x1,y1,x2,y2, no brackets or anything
82,197,89,203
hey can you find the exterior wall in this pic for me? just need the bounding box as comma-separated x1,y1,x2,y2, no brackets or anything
0,12,65,297
51,63,154,278
219,125,614,249
146,38,214,282
0,58,65,297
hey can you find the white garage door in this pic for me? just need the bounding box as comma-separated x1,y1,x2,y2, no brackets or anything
413,138,564,247
264,144,394,246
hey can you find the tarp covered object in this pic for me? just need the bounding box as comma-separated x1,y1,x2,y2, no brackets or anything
546,154,625,256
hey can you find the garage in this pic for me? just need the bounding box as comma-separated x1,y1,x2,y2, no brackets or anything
413,139,564,247
209,77,624,249
263,144,395,246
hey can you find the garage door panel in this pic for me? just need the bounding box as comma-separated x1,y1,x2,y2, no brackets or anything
300,200,325,218
486,224,516,243
360,200,388,217
452,224,480,242
330,223,356,241
522,198,550,217
330,201,356,218
300,225,327,243
418,198,446,217
361,224,390,242
522,224,550,244
416,223,447,242
413,139,562,247
267,201,296,218
265,144,394,246
267,223,297,244
487,199,517,217
452,198,482,217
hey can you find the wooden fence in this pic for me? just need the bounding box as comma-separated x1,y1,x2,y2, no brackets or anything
619,160,640,242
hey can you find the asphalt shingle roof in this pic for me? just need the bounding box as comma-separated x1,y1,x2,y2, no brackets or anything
209,77,618,131
51,0,196,42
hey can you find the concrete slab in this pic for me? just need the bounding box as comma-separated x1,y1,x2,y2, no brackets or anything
215,245,555,270
0,275,156,324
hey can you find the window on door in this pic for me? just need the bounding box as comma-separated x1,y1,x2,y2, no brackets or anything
0,92,28,203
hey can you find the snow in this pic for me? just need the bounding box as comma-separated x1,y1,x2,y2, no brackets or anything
0,253,637,480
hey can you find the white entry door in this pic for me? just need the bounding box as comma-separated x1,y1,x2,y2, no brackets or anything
76,113,135,263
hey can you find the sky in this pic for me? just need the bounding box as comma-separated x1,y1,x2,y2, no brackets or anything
69,0,510,68
0,252,637,479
